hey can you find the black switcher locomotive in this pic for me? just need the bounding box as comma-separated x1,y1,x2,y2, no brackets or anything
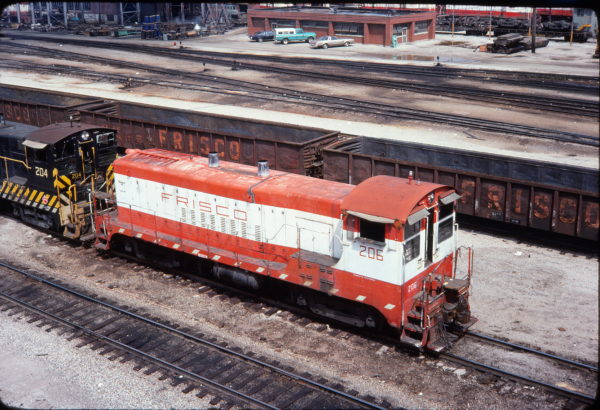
0,121,118,240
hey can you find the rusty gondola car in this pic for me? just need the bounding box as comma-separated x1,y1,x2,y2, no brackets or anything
1,84,597,241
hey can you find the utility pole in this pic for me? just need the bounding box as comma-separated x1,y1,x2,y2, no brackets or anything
30,2,36,25
531,7,536,54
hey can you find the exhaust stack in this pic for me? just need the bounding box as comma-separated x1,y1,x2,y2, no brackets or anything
257,160,269,177
208,152,219,168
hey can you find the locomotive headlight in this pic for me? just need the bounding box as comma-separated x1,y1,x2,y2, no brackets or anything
428,193,435,204
81,131,90,141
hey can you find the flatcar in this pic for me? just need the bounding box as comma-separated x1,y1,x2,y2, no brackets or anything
93,148,476,351
0,121,118,239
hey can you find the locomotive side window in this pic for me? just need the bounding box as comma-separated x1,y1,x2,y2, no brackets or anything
359,218,385,243
404,234,420,262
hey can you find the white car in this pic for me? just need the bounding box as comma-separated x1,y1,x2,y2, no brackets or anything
309,36,354,49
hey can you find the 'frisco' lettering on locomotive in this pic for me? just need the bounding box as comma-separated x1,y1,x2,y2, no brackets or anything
161,192,247,221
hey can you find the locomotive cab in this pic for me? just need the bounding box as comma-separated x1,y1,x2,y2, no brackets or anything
340,175,473,351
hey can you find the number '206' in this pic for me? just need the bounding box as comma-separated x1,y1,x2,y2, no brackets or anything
359,245,383,261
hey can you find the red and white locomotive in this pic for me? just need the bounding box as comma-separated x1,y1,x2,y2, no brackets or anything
94,149,475,351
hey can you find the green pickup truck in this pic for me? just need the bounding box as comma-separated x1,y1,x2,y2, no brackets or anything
274,28,316,44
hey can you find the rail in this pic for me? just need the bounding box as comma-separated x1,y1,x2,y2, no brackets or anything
0,260,386,410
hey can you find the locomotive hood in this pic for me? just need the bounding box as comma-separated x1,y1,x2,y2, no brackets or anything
341,175,455,224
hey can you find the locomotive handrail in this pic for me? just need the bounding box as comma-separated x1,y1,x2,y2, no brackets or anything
454,245,474,283
1,156,31,178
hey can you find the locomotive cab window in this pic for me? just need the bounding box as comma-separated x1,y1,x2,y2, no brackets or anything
438,218,453,243
404,220,421,263
54,139,76,159
31,148,47,162
359,218,385,243
96,131,115,147
437,202,454,244
439,202,453,220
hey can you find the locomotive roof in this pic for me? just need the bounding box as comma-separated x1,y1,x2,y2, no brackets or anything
26,122,110,145
0,122,39,141
341,175,445,223
116,149,352,217
115,149,452,222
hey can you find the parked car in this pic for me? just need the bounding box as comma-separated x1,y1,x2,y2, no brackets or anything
310,36,354,49
274,28,316,44
249,30,274,42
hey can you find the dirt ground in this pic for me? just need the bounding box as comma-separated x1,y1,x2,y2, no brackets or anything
0,27,598,408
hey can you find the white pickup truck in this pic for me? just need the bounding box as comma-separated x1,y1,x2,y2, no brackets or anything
309,36,354,49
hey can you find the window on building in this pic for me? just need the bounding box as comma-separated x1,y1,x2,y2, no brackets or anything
404,235,420,262
438,217,453,244
333,22,363,36
415,20,430,34
270,19,295,28
251,17,264,26
301,20,328,28
359,218,385,243
393,23,411,35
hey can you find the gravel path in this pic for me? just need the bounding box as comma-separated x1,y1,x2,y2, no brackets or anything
0,306,213,409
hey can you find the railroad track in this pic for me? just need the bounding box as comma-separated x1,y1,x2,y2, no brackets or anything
0,230,596,407
6,31,599,93
0,260,388,409
1,44,597,147
5,34,599,117
105,240,598,407
90,241,600,408
441,331,597,405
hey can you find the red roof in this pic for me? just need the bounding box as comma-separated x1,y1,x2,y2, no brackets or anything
340,175,451,223
115,150,452,222
114,149,352,218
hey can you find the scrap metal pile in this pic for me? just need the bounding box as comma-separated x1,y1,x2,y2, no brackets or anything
488,33,550,54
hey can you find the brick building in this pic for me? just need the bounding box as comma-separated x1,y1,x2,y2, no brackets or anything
247,6,436,46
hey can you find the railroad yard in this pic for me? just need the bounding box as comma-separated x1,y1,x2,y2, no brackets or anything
0,23,599,410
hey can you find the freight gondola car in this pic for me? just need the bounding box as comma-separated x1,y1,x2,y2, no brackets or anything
0,121,118,239
93,149,476,351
